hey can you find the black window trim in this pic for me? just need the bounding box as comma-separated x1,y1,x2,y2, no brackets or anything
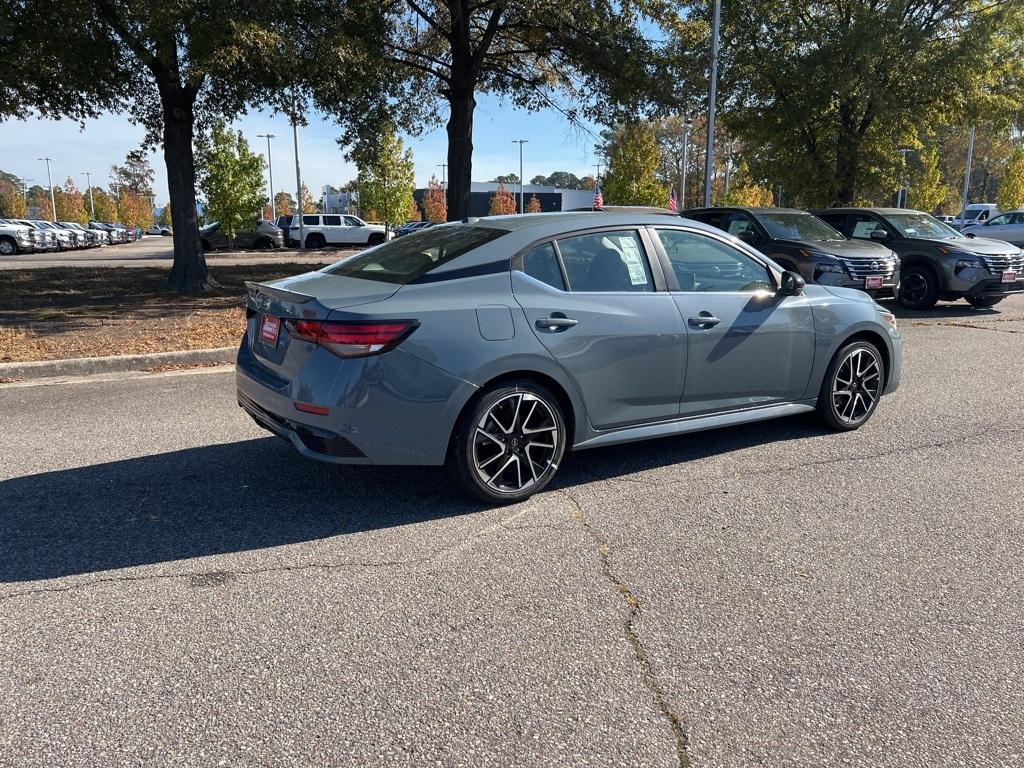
645,224,783,293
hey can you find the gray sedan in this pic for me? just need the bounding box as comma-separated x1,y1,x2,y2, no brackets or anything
961,210,1024,247
237,212,902,502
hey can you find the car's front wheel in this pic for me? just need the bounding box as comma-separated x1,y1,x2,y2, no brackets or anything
367,232,386,246
817,340,885,431
448,380,567,503
897,265,939,310
0,237,17,256
306,233,326,249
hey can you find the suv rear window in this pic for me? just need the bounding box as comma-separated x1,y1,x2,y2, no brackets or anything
323,225,508,284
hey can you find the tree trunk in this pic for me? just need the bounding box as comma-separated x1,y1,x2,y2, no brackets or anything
161,93,214,293
445,84,476,222
833,127,860,206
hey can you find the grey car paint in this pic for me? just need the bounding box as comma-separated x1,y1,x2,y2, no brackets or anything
961,210,1024,247
236,212,901,470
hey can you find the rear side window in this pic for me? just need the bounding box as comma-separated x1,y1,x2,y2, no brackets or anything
556,230,652,292
521,243,566,291
323,225,508,284
303,215,319,226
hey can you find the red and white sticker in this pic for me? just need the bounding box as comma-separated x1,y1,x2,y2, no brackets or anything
864,275,884,289
259,314,281,345
1001,271,1017,284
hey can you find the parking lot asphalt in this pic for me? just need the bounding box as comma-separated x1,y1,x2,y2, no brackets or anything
1,297,1022,766
0,237,355,269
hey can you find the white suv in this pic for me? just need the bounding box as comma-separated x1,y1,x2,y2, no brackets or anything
287,214,389,248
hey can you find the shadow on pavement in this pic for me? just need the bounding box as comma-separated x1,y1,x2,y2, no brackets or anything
1,416,823,583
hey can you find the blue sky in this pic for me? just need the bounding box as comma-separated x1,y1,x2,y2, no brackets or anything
0,93,606,206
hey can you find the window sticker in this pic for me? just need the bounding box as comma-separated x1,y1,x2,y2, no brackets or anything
615,236,649,285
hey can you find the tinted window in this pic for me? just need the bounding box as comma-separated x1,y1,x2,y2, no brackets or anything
323,225,507,284
684,211,726,229
323,215,341,226
656,229,772,293
756,212,844,241
344,216,363,227
849,214,884,239
520,243,566,291
556,230,652,292
816,213,848,232
302,215,319,226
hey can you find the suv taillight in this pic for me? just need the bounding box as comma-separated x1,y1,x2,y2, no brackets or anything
284,319,417,358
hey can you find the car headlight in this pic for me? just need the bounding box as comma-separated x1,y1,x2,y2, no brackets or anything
814,262,845,274
955,258,984,272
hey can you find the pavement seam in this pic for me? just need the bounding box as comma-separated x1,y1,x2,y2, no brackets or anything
559,488,691,768
936,321,1022,334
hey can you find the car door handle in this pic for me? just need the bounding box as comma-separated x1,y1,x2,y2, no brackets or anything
536,316,578,331
689,312,722,328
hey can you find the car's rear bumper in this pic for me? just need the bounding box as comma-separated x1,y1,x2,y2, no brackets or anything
235,333,476,466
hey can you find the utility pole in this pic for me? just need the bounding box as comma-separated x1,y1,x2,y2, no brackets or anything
680,117,692,210
703,0,721,207
960,125,975,225
38,157,56,221
437,163,447,190
512,139,528,213
291,89,304,250
21,178,33,206
258,133,277,220
82,172,95,218
898,148,913,208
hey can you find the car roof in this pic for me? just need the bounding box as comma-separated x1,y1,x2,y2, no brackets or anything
684,206,807,215
812,207,925,215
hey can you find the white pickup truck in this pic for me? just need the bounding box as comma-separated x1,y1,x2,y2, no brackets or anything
0,220,36,255
285,214,390,248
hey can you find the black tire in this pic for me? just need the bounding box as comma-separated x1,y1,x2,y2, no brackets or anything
816,340,885,431
0,236,18,256
367,232,386,246
447,380,567,504
897,265,939,310
306,233,326,249
253,236,274,251
965,295,1004,308
200,239,212,252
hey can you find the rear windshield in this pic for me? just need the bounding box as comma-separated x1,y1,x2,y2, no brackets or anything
323,224,507,284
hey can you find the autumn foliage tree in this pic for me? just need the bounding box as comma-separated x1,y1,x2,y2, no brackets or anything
90,188,118,221
118,189,152,229
55,177,88,224
299,183,316,214
274,191,296,217
526,194,542,213
423,175,447,223
0,184,27,218
488,183,517,215
996,148,1024,211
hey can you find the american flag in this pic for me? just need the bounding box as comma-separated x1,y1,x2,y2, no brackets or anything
593,182,603,209
668,186,678,212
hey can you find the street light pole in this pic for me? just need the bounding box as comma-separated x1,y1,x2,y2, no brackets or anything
512,139,528,212
703,0,721,207
680,117,692,210
960,125,975,225
437,163,447,190
83,172,95,218
258,133,277,221
38,157,56,221
21,178,33,206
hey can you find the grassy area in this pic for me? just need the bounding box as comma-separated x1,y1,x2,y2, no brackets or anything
0,263,330,362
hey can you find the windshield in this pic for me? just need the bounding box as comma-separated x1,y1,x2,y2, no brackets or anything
323,225,507,284
886,212,964,240
755,212,844,241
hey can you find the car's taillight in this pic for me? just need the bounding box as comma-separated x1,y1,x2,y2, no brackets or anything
284,319,417,358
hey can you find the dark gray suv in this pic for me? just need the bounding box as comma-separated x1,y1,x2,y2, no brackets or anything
815,208,1024,309
684,207,900,297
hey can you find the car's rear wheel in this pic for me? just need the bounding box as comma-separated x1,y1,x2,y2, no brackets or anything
367,232,386,246
817,340,885,431
965,295,1004,308
897,265,939,310
253,236,274,250
306,233,326,249
448,381,566,503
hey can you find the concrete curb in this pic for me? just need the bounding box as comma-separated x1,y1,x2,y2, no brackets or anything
0,347,237,381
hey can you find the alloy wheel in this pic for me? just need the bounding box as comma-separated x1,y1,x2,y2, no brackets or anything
831,347,882,425
0,240,14,256
472,392,560,495
901,272,928,305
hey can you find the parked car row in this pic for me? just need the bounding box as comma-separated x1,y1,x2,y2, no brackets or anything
678,205,1022,310
0,218,146,255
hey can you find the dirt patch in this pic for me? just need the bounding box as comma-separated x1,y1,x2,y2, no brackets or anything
0,263,329,363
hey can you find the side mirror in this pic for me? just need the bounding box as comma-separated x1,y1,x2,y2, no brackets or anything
869,228,889,241
737,229,758,245
778,270,805,296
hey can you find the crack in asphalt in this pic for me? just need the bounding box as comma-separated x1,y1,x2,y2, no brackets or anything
937,321,1022,334
559,488,691,768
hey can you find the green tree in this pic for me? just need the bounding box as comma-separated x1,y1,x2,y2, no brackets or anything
721,161,774,207
601,122,667,207
423,175,447,223
110,149,155,196
488,183,517,215
370,1,666,220
678,0,1024,205
997,148,1024,211
908,147,948,213
90,188,118,221
354,123,415,235
545,171,581,190
55,177,88,224
526,194,542,213
157,202,172,227
530,175,549,186
195,120,266,250
489,174,520,185
0,183,27,218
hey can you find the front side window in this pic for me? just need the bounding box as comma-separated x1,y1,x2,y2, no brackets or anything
850,215,884,239
323,215,341,226
656,229,772,293
520,243,566,291
555,230,652,292
323,224,507,284
302,215,319,226
344,216,363,227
